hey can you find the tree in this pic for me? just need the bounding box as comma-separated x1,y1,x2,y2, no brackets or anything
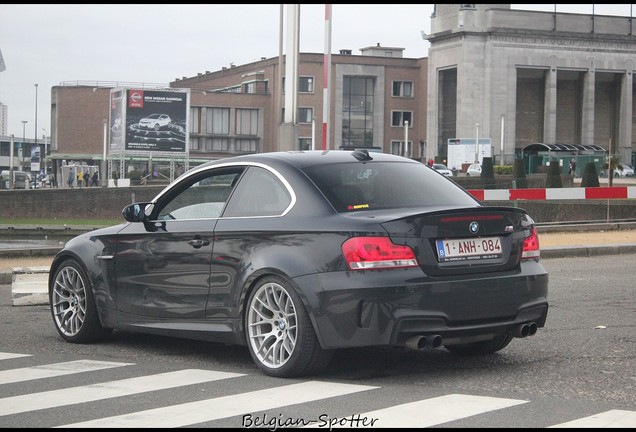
580,162,600,187
481,157,496,189
545,160,562,188
512,158,527,189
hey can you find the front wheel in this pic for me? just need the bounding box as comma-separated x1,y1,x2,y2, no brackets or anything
445,333,513,355
245,276,333,378
49,259,112,343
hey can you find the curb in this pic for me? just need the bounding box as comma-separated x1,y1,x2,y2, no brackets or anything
540,243,636,259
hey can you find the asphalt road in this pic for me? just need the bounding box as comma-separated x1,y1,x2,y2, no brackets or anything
0,253,634,427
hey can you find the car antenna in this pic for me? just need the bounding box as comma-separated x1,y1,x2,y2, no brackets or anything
352,149,373,161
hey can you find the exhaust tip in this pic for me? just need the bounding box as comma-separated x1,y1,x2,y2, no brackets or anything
514,323,530,338
528,322,538,336
405,335,427,350
429,335,443,349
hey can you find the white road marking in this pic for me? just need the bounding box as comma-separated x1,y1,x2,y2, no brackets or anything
0,352,32,361
549,410,636,428
0,369,243,417
303,393,528,428
60,380,378,428
0,359,133,385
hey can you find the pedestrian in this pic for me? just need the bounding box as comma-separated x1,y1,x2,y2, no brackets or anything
568,158,577,175
85,170,90,187
67,169,74,188
91,171,99,187
51,173,57,188
77,170,84,188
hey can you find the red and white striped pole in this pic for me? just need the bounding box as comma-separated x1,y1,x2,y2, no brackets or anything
322,4,332,150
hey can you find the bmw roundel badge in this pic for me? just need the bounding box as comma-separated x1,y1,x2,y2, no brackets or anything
469,221,479,234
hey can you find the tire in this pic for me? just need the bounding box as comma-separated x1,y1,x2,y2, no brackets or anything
153,123,160,131
445,333,513,355
245,275,334,378
49,259,112,343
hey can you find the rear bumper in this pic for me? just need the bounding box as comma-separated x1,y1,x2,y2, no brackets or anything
294,262,549,350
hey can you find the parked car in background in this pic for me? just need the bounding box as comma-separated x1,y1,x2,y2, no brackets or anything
48,150,548,378
432,163,453,176
1,170,31,189
614,164,634,177
138,113,172,131
600,163,635,178
466,163,482,177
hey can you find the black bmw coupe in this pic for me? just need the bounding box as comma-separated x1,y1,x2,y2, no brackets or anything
49,150,548,378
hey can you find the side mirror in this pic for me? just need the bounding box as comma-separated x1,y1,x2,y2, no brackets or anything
122,202,150,222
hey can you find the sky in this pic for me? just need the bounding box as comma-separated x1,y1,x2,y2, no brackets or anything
0,4,633,141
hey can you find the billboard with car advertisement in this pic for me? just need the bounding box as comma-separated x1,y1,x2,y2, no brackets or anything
125,88,189,153
109,88,189,155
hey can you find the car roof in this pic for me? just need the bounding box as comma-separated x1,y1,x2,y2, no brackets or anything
196,150,420,170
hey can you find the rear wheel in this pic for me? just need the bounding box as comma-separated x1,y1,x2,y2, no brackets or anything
245,275,333,378
49,259,112,343
445,333,513,355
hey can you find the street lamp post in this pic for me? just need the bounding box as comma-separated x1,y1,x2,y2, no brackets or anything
42,128,48,184
475,123,480,163
404,120,409,158
34,83,39,188
21,120,28,172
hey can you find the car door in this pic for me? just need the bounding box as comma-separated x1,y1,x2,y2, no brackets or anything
113,167,244,318
205,165,293,319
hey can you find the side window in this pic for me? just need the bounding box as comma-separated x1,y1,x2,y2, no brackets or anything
224,166,291,217
157,169,243,220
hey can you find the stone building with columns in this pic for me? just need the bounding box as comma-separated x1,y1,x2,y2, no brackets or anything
425,4,636,167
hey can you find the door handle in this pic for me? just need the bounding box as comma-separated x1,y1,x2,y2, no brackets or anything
187,237,210,249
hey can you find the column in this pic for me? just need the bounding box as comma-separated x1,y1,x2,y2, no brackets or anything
543,66,557,144
618,67,633,164
581,66,595,146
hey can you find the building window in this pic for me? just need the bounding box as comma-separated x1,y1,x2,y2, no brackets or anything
298,107,314,124
244,82,255,94
236,138,258,152
236,109,259,135
392,81,413,98
342,76,375,148
207,108,230,134
419,141,427,159
390,140,412,157
190,137,201,150
205,138,229,151
190,107,200,134
299,137,312,150
391,111,413,127
299,76,314,93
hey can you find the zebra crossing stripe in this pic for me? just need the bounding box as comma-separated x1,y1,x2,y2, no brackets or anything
0,352,32,361
59,380,379,428
549,409,636,428
0,369,243,417
0,359,133,385
344,394,528,428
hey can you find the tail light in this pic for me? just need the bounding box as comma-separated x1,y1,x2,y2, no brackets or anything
342,237,419,270
521,227,540,260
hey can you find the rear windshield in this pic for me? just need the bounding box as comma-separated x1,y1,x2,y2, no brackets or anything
303,161,479,212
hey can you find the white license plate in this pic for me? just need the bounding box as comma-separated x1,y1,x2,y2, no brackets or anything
436,236,502,262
